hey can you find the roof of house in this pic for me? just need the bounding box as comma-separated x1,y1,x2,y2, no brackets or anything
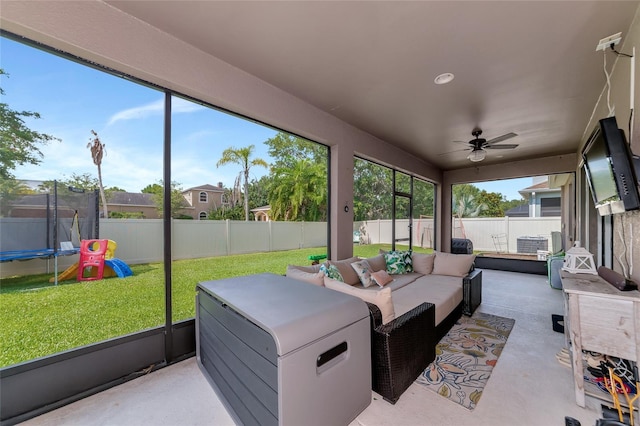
250,205,271,212
505,204,529,217
108,192,156,206
183,184,224,193
518,179,561,199
10,194,49,207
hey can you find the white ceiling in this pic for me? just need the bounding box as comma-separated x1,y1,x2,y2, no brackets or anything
107,1,638,171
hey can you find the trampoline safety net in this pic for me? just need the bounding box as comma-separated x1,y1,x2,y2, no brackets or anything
0,181,99,257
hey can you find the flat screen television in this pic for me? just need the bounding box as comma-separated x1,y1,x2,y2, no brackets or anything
582,116,640,216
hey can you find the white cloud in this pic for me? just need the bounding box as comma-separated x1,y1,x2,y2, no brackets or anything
107,97,205,125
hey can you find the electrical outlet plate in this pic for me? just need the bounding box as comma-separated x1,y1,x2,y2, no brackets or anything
596,32,622,51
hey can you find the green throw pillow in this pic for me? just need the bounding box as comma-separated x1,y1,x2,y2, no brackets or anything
384,250,413,274
320,263,344,281
384,251,407,275
400,250,413,272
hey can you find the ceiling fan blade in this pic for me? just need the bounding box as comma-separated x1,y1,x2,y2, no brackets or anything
485,132,517,146
485,144,519,150
438,147,471,155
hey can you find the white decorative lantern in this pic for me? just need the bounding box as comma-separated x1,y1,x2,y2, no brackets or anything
562,242,597,275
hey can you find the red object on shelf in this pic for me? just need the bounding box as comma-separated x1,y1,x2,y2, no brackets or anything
77,239,108,281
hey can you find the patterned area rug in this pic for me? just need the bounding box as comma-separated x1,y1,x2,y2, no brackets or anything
415,312,515,410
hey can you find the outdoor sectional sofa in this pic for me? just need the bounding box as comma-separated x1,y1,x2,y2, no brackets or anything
286,247,482,404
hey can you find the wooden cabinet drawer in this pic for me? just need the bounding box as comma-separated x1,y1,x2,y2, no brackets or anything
578,295,636,360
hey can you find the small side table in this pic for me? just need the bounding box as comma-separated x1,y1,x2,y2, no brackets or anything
561,270,640,407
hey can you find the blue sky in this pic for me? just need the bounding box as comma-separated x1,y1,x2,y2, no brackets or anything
2,36,277,193
2,36,531,200
474,178,531,201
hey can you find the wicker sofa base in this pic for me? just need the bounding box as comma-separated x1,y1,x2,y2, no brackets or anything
367,301,463,404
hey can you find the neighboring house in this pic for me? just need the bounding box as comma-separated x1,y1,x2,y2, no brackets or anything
517,176,561,217
5,194,77,218
250,205,271,222
107,192,158,219
504,204,529,218
181,183,227,220
5,180,90,218
7,184,230,220
6,189,94,219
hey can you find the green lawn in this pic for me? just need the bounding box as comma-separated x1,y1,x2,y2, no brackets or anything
0,244,432,367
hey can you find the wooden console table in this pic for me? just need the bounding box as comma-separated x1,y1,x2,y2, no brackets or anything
561,270,640,407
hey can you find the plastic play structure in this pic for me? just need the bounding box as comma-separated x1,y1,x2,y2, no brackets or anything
50,239,133,282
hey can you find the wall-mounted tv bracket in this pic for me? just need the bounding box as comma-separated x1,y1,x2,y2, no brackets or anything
596,32,622,52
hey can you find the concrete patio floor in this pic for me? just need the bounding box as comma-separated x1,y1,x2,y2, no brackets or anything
22,269,607,426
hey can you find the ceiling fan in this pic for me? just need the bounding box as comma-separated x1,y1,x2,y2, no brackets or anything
451,128,519,162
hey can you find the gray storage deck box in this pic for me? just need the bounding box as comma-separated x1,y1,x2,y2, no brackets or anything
196,273,371,426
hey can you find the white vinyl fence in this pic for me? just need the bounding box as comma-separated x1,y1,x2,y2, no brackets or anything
0,219,327,278
358,217,561,253
1,217,559,278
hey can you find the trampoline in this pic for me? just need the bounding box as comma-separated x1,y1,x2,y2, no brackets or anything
0,248,79,263
0,181,99,283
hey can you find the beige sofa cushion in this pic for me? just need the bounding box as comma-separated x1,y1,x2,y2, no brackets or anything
385,272,422,291
365,254,387,272
329,257,361,285
392,275,463,325
350,271,423,291
412,253,435,274
432,251,476,277
286,265,324,286
324,277,395,324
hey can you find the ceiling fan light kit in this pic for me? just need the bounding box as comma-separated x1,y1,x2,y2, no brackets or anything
468,149,486,162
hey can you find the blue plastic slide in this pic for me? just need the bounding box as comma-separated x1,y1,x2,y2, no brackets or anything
104,258,133,278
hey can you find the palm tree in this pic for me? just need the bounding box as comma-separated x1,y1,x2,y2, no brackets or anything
452,193,486,238
87,130,108,219
453,193,487,218
269,159,326,221
216,145,268,221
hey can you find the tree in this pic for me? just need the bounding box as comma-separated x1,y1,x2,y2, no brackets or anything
208,204,245,220
477,190,505,217
412,180,435,218
265,132,326,169
106,186,126,192
452,193,486,218
64,172,99,191
40,173,122,196
0,69,60,180
216,145,268,221
143,180,188,218
263,133,327,221
269,159,327,221
205,177,271,221
141,183,163,195
87,130,108,218
353,158,393,221
249,175,272,209
39,173,100,193
109,211,144,219
0,178,30,217
452,183,526,217
452,193,487,238
452,183,481,205
501,197,527,215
